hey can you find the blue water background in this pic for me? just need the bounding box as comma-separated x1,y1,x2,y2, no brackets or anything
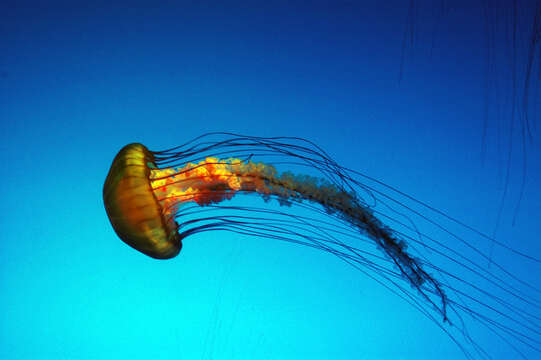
1,1,540,359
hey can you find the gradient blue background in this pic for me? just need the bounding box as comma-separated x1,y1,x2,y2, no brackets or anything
1,1,540,359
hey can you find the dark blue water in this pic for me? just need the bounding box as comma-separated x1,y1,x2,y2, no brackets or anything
1,1,540,359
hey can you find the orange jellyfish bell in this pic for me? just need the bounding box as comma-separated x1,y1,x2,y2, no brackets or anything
103,143,182,259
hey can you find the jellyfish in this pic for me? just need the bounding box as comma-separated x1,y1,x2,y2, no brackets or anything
103,132,540,359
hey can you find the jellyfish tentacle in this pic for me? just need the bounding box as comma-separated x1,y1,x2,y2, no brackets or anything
149,156,448,319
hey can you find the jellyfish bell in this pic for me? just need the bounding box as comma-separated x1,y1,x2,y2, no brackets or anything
103,143,182,259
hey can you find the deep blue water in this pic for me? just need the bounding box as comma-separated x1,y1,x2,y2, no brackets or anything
1,1,540,359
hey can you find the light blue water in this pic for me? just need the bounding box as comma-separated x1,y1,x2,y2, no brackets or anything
1,1,540,359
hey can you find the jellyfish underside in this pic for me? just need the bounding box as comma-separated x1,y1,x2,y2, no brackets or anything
103,133,540,359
